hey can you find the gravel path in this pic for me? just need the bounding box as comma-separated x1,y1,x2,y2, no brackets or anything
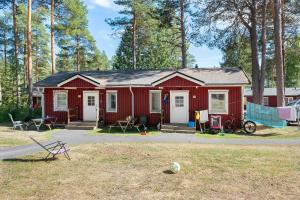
1,130,300,160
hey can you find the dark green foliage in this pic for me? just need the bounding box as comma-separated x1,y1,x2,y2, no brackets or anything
56,0,109,71
108,0,188,69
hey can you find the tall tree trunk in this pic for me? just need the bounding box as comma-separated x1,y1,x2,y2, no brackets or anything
51,0,56,74
24,28,27,86
273,0,284,106
259,0,268,105
13,0,20,107
35,32,39,82
27,0,33,110
1,24,7,104
76,34,80,71
281,0,285,91
132,10,137,70
250,0,260,104
3,24,7,76
180,0,187,68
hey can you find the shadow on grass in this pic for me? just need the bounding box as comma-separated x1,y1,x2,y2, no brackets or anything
163,170,175,174
2,157,57,162
234,131,280,137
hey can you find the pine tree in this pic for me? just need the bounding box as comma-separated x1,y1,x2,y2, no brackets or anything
56,0,108,72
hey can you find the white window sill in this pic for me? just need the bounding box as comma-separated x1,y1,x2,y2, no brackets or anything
209,111,228,115
54,109,68,112
150,111,161,114
106,110,117,113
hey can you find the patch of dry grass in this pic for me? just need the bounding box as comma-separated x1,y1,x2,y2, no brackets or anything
0,143,299,199
0,125,52,148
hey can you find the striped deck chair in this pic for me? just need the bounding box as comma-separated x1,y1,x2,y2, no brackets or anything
29,137,70,160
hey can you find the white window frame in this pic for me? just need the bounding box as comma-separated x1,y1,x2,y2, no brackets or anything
208,90,229,114
53,90,68,111
106,90,118,113
285,97,293,104
263,97,269,106
149,90,162,113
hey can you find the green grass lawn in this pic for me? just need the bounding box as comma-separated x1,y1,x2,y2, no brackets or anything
0,143,299,199
0,125,54,148
90,126,161,136
196,125,300,139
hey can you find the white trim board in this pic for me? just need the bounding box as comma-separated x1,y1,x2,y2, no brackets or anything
57,75,100,87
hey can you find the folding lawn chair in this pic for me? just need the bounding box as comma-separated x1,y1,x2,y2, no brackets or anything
8,113,24,131
29,136,71,160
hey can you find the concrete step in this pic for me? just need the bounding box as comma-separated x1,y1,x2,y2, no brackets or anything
68,121,97,126
65,125,96,130
161,128,195,134
65,121,97,130
161,123,196,134
161,124,195,131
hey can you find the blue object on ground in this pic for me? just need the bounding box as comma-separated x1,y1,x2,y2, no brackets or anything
188,121,195,128
246,102,286,128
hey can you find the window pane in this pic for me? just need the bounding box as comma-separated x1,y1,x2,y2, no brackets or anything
107,92,117,112
110,94,116,109
175,96,184,107
88,96,95,106
211,94,225,111
209,92,227,113
55,92,67,110
151,92,160,112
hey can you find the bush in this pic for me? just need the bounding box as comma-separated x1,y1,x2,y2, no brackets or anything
0,106,42,123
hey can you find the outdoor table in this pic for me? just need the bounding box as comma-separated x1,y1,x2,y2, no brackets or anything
117,120,129,133
32,116,57,131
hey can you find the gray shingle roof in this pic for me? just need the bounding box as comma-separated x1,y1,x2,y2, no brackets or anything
245,88,300,96
35,67,250,87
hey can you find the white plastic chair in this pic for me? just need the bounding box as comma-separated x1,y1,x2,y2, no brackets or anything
8,113,24,131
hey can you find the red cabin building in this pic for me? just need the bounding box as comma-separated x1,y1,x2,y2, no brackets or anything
35,68,250,127
245,88,300,107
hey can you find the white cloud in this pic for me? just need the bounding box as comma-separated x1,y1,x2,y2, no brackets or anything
85,0,113,9
93,0,112,8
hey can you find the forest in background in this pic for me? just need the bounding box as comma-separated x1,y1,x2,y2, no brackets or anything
0,0,300,119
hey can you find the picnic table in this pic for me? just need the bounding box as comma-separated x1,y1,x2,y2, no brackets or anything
109,117,141,133
117,120,130,133
31,116,57,131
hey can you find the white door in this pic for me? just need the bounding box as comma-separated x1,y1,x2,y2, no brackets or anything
170,91,189,123
83,91,99,121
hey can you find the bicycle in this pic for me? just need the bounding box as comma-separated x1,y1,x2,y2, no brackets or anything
223,114,256,134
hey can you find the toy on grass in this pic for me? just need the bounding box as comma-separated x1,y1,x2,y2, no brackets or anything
170,162,181,174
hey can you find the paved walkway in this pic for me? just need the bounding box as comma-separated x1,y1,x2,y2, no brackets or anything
1,130,300,160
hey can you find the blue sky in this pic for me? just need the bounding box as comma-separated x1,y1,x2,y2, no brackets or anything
84,0,223,67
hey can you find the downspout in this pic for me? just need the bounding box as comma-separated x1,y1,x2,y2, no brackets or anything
41,87,45,118
129,86,134,117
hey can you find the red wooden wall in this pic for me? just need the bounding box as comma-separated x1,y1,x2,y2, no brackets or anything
246,95,297,107
44,76,242,127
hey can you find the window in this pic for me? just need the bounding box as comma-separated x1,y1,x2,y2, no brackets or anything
150,90,161,113
208,90,228,114
263,97,269,106
175,96,184,107
285,97,294,105
53,90,68,111
106,91,117,112
88,96,95,106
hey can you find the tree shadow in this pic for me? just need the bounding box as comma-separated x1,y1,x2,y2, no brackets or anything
2,157,57,162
